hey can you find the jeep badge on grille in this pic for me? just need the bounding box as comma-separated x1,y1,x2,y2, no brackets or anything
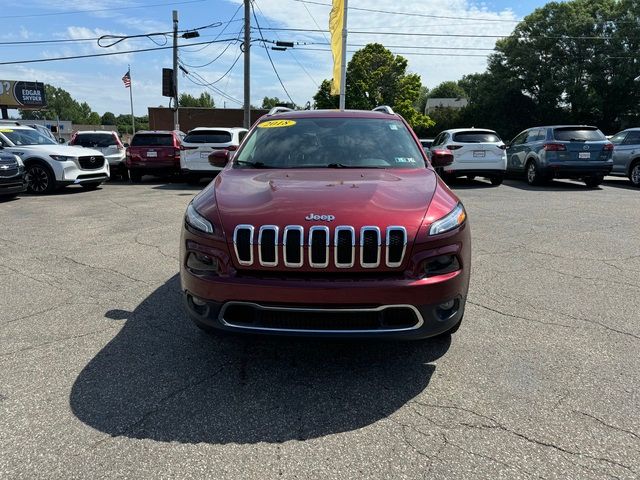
305,213,335,221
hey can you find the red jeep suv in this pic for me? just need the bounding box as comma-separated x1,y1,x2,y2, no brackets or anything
180,107,470,339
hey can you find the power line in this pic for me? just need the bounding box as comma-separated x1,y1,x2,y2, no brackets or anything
291,0,521,23
295,47,492,57
180,37,239,67
258,27,618,40
2,0,208,19
0,38,240,66
253,0,319,88
182,69,243,105
97,21,223,48
179,3,244,54
251,3,295,104
179,47,243,85
302,41,497,51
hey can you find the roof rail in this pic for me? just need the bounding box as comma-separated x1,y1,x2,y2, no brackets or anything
0,120,21,125
267,106,294,115
372,105,395,115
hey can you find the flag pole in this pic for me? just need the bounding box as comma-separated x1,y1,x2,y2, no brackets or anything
128,64,135,135
339,0,348,110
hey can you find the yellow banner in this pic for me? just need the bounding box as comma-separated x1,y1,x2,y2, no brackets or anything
329,0,344,96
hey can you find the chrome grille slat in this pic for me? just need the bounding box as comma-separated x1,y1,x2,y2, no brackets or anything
283,225,303,268
309,226,330,268
360,226,381,268
258,225,279,267
232,224,406,269
334,226,355,268
233,225,254,266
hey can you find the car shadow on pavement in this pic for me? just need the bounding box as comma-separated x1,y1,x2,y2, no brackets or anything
501,178,599,191
445,178,497,189
70,275,450,444
602,178,639,191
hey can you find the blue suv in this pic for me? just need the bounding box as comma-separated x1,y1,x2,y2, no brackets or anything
506,126,614,187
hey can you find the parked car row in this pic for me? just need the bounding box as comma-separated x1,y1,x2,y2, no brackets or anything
425,125,639,188
2,119,639,200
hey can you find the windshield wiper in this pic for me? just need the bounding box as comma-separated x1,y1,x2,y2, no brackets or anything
234,161,275,168
326,163,386,169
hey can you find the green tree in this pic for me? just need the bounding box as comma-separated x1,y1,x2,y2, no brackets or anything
179,92,215,108
101,112,117,125
427,81,467,99
87,112,101,125
413,86,429,114
313,43,434,130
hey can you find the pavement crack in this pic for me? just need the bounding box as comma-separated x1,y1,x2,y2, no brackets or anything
134,234,178,261
0,326,117,358
572,410,640,442
61,255,149,284
467,300,574,329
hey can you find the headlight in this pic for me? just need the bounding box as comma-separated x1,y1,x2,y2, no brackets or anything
429,203,466,235
50,155,76,162
15,156,24,167
185,204,214,234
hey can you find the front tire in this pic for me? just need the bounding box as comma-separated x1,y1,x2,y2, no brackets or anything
525,160,543,186
629,161,640,187
584,174,604,188
25,163,55,194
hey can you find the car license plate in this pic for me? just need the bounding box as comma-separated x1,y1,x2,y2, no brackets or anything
473,150,486,158
146,151,157,157
579,152,590,159
200,152,209,158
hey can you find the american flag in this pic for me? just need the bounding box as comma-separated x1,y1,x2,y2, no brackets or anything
122,69,131,88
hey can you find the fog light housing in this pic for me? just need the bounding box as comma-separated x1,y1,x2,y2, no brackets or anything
436,298,460,321
421,254,460,278
186,251,219,273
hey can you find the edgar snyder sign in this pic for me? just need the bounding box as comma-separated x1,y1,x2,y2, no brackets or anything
0,80,46,108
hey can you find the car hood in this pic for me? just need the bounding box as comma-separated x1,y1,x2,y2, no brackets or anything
8,144,103,157
196,168,438,237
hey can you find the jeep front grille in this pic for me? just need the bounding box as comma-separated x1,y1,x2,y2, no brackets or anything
232,225,407,269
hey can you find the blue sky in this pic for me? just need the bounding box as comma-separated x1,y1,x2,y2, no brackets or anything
0,0,553,117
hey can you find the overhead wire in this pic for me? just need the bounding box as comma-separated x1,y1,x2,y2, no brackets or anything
251,2,295,104
253,0,319,88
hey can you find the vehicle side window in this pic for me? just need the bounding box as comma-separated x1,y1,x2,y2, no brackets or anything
609,132,627,145
511,131,528,146
431,133,442,147
238,131,248,143
525,129,542,142
622,131,640,145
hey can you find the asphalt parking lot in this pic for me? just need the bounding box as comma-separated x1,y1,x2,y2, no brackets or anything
1,176,639,479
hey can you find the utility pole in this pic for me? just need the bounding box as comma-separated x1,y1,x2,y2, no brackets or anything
172,10,179,131
243,0,251,128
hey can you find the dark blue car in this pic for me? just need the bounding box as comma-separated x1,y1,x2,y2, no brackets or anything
0,150,27,199
506,126,614,187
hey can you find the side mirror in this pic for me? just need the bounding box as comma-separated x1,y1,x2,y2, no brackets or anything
430,149,454,168
209,149,230,168
58,138,66,144
123,142,130,148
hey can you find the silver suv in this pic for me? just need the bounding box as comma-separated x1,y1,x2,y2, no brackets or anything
609,128,640,187
0,125,109,193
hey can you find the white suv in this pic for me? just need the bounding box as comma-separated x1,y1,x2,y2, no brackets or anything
0,125,109,193
70,130,126,178
180,127,247,184
430,128,507,185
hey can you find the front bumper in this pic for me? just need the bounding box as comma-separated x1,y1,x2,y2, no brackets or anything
180,224,471,340
0,170,27,195
444,168,505,177
52,159,110,183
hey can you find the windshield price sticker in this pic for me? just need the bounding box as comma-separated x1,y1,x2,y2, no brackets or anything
0,128,13,132
258,120,297,129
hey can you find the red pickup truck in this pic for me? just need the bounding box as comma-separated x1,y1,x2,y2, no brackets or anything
126,130,184,182
179,107,470,340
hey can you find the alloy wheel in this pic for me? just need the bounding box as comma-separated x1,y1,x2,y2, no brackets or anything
25,166,50,193
527,163,536,183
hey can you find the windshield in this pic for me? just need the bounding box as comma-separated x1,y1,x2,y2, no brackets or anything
234,117,425,169
452,131,501,143
553,127,605,142
74,133,117,148
184,130,232,144
131,133,173,147
1,128,56,146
